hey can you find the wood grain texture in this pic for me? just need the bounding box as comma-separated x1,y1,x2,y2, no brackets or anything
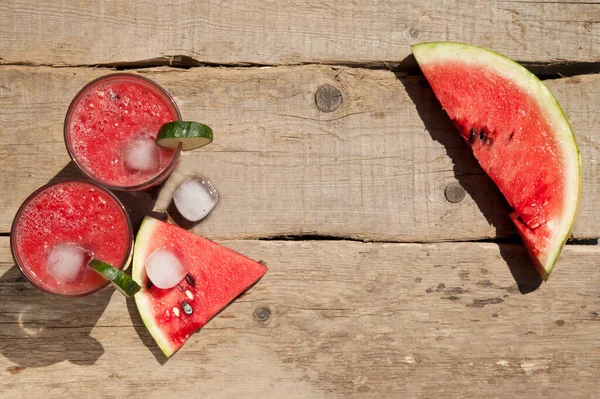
1,237,599,398
1,66,598,241
0,0,599,66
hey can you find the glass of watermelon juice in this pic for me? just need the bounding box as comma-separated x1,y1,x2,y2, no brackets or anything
64,73,182,191
10,180,134,296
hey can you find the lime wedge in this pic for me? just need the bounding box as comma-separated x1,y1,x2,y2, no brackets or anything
89,259,141,298
156,121,213,151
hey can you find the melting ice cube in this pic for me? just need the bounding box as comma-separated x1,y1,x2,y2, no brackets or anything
46,243,91,284
145,247,188,289
173,176,219,222
123,136,159,172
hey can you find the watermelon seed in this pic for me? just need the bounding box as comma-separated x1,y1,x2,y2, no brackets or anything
185,274,195,286
185,290,194,300
146,279,153,289
468,128,476,144
485,138,493,146
181,301,193,315
479,130,486,141
173,307,180,317
509,132,515,141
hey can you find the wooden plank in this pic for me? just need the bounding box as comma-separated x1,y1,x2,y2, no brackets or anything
0,1,598,67
1,237,599,398
1,65,598,241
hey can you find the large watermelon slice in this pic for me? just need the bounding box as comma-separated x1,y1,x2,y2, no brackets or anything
132,216,268,357
411,42,582,280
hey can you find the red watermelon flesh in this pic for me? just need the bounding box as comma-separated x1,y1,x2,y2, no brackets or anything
133,216,268,357
412,42,581,279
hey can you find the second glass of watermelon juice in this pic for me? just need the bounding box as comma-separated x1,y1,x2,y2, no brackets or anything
11,180,133,296
64,74,182,191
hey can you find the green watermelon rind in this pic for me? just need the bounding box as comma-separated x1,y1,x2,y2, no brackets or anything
411,42,582,280
132,217,178,357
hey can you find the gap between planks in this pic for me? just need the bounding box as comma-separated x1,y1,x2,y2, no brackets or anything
1,58,600,79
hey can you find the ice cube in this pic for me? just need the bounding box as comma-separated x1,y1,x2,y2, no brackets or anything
145,247,188,289
123,136,159,172
173,176,219,222
46,243,91,284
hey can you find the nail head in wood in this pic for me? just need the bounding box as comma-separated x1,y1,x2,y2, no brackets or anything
410,28,419,38
254,307,271,323
315,85,342,112
444,182,466,203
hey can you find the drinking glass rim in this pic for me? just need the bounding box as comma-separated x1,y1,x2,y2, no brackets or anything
10,179,134,297
63,73,182,192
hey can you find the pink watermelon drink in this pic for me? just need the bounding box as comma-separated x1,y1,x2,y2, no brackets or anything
65,74,182,191
11,181,133,296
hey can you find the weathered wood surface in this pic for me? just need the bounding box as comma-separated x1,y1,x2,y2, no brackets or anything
1,66,598,241
1,237,599,398
0,1,598,67
2,2,599,397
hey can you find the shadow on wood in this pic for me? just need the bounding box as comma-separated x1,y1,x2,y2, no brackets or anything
113,185,166,233
398,70,542,293
499,244,543,294
0,266,111,367
126,297,169,365
47,161,86,184
398,73,513,234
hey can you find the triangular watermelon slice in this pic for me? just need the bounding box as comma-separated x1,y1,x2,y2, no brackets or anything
412,42,582,280
132,216,268,357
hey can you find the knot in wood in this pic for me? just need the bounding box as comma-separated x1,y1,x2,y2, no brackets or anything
254,307,271,323
444,182,466,203
315,85,342,112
